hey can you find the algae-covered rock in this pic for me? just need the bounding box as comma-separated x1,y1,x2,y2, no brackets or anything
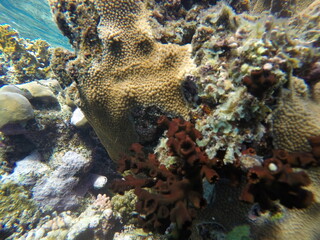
0,25,53,84
0,182,41,238
2,151,50,187
0,91,34,130
111,190,138,224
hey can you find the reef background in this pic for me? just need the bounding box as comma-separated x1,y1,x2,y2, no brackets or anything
0,0,320,240
0,0,71,49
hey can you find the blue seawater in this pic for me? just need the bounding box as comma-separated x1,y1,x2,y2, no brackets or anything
0,0,71,50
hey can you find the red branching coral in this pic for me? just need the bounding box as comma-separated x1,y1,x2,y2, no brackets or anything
111,116,219,238
242,69,277,99
240,149,316,210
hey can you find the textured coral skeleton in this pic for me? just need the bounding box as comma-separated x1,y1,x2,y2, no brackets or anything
48,0,193,161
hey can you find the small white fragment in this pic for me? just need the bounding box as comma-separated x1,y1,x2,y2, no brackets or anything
263,63,273,71
71,108,88,127
268,162,278,172
93,175,108,189
35,229,45,240
228,42,238,48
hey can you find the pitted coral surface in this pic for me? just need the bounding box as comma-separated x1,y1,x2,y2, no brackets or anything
49,0,193,160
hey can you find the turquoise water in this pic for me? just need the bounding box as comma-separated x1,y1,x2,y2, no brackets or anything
0,0,71,49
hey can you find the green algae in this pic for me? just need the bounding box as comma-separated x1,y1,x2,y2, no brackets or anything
111,189,138,224
0,182,41,236
226,225,251,240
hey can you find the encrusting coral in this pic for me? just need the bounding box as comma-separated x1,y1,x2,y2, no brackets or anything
272,76,320,153
48,0,193,161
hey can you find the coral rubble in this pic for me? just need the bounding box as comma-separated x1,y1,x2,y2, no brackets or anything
21,194,116,240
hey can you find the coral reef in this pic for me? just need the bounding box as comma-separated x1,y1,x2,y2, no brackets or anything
48,0,193,161
189,1,320,164
111,117,220,239
0,28,117,238
21,194,117,240
0,182,41,238
1,0,320,239
0,25,53,85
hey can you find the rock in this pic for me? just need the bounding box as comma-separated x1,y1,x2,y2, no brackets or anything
1,151,50,187
0,91,34,130
17,79,61,104
66,194,113,240
70,107,88,127
0,84,32,99
32,151,91,211
38,79,62,94
92,174,108,189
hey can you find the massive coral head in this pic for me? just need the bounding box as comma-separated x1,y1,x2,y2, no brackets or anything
48,0,193,161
